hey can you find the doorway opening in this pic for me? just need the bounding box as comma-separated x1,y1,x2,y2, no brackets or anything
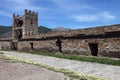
11,42,18,50
14,19,23,40
89,43,98,56
56,39,62,52
15,29,22,40
30,42,34,50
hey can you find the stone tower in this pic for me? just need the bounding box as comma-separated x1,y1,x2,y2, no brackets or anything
12,9,38,40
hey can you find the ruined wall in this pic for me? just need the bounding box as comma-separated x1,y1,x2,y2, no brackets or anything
62,39,89,55
12,9,38,40
97,38,120,58
0,38,12,50
16,37,120,58
37,24,120,38
18,40,58,52
0,41,11,50
2,9,120,58
62,38,120,58
23,9,38,38
0,35,120,58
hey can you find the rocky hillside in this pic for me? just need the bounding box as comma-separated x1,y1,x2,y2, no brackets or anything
0,26,12,35
38,26,52,33
52,27,72,32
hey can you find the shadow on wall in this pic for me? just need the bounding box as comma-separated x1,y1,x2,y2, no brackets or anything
88,43,98,56
100,51,120,58
30,42,34,50
62,48,88,55
56,39,62,52
0,46,4,50
0,46,10,50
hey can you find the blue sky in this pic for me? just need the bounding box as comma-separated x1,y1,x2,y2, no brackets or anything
0,0,119,29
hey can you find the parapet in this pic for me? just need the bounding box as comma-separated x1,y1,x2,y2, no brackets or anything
24,9,38,16
13,14,22,18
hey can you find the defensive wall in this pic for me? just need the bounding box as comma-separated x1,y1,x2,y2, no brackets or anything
0,9,120,58
0,24,120,58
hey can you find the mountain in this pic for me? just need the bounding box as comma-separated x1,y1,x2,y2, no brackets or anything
0,26,52,37
52,27,72,32
0,31,12,38
0,26,12,37
38,26,52,33
0,26,71,38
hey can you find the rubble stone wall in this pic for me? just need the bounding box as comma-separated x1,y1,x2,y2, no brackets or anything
37,24,120,38
0,41,11,50
0,24,120,58
17,37,120,58
62,38,120,58
18,40,57,52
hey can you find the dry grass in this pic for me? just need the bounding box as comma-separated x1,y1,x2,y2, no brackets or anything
0,54,110,80
19,50,120,66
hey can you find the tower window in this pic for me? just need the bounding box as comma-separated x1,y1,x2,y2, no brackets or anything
31,20,33,25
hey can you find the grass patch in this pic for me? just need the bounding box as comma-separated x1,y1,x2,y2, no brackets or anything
19,50,120,66
0,52,4,54
0,54,110,80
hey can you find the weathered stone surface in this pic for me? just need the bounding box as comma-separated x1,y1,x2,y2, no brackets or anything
37,24,120,38
12,9,38,39
0,41,11,50
0,10,120,58
15,37,120,58
1,51,120,80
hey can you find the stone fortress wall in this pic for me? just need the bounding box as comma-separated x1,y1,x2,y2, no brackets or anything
12,9,38,39
0,9,120,58
18,24,120,58
37,24,120,38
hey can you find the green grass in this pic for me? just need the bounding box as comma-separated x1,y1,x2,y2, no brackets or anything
0,54,109,80
18,50,120,66
0,52,4,54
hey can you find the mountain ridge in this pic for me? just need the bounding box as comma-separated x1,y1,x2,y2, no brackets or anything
0,26,72,38
0,26,52,37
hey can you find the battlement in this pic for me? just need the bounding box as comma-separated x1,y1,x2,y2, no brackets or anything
0,9,120,58
24,9,38,16
1,25,120,58
12,9,38,39
13,14,22,18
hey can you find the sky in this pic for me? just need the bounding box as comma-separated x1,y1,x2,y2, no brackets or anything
0,0,120,29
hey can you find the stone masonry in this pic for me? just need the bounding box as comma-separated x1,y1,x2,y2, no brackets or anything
12,9,38,40
0,10,120,58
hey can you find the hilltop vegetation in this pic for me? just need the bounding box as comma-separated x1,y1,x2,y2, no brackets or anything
0,26,12,35
38,26,52,33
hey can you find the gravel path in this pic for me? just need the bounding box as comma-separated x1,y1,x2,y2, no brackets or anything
0,51,120,80
0,58,69,80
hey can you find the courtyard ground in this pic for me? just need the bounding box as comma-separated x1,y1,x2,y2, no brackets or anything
0,58,69,80
0,51,120,80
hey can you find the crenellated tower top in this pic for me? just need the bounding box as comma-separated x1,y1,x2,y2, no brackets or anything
12,9,38,40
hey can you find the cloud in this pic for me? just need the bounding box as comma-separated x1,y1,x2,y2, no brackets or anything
101,12,115,20
0,0,43,16
49,0,95,11
7,0,41,12
0,10,11,18
71,11,116,22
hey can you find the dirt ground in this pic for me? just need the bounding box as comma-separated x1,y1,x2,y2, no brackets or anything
0,58,69,80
